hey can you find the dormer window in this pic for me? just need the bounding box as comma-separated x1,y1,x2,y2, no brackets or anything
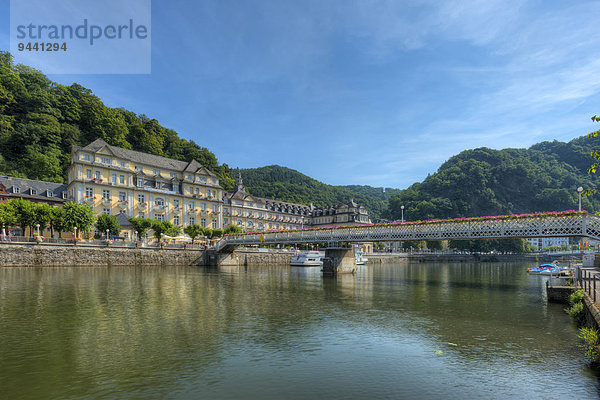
30,189,37,195
170,172,177,179
62,192,67,199
153,169,160,176
13,187,20,194
81,153,91,161
135,166,142,172
120,161,126,168
101,157,112,164
47,190,53,197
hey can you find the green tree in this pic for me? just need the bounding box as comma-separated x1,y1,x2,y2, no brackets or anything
0,201,16,230
33,203,53,235
212,229,224,239
184,224,203,244
165,224,181,237
224,224,242,234
128,217,152,240
10,198,36,236
51,207,68,238
62,202,95,235
95,214,121,237
151,220,174,240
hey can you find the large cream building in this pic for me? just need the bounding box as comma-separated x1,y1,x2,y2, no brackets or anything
67,139,224,239
223,172,311,232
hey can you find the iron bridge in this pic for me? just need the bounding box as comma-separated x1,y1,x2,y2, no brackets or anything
215,211,600,252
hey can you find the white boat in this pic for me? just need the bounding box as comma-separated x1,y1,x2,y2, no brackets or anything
355,250,368,265
290,251,323,266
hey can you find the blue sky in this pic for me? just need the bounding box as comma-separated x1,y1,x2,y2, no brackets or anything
2,0,600,189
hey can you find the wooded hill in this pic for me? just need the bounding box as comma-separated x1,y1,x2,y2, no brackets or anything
0,51,235,191
387,134,600,221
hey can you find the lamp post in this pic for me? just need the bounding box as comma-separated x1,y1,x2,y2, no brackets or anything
400,205,405,253
74,227,77,244
36,224,40,236
577,187,583,211
106,229,109,240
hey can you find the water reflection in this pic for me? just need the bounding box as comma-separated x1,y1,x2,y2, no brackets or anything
0,263,598,399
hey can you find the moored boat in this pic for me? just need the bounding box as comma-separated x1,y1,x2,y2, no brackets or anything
290,251,323,266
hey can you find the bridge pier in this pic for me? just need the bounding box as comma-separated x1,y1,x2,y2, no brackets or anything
322,247,356,276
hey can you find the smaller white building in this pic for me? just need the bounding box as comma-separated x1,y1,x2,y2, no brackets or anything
527,237,569,250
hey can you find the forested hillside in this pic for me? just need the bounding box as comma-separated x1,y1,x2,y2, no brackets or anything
240,166,389,218
0,52,235,190
387,136,600,221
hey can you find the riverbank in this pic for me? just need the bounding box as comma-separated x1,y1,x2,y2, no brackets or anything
0,243,204,267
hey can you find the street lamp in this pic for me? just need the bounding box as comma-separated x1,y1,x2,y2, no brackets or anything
106,229,109,240
401,205,405,223
577,187,583,211
36,224,40,236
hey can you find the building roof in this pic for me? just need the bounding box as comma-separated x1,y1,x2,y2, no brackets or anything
115,212,132,227
0,176,67,202
74,139,217,178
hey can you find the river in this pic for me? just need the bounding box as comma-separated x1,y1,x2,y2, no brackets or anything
0,262,598,399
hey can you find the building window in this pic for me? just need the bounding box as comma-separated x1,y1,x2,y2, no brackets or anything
237,220,242,226
30,189,37,195
170,172,177,179
82,153,91,161
224,218,229,225
111,174,117,184
101,157,112,164
173,215,180,225
102,190,110,200
123,232,129,239
119,192,126,201
86,170,92,179
212,204,219,212
119,175,125,184
155,214,165,222
138,194,145,203
102,208,110,215
155,180,161,189
155,198,165,207
94,171,101,180
189,187,193,195
85,187,93,197
189,217,195,225
153,169,160,176
212,219,217,229
137,178,143,187
138,212,145,218
195,187,200,194
173,199,180,208
189,201,195,209
173,182,179,193
135,166,142,172
201,203,206,211
201,218,207,228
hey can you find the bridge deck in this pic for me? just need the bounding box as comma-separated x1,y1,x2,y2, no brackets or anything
216,211,600,252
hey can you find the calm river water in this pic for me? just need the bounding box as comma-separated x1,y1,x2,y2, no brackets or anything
0,262,599,399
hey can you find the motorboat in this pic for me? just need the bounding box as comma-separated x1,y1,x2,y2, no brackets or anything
290,251,323,266
355,250,368,265
527,261,572,276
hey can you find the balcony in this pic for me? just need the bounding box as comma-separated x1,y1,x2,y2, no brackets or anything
189,208,197,214
173,206,182,213
153,204,166,212
118,200,128,208
84,196,95,204
138,202,147,209
102,198,112,206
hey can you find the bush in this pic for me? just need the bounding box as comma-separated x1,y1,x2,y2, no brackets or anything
569,290,585,306
577,327,600,365
568,301,586,326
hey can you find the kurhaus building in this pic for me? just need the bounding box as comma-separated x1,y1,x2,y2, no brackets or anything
67,139,224,239
59,139,371,238
223,172,312,232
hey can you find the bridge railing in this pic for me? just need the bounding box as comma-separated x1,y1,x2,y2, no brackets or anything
216,211,600,251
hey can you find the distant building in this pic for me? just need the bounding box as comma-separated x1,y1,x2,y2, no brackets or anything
0,175,68,206
527,237,569,250
311,199,371,227
222,171,311,231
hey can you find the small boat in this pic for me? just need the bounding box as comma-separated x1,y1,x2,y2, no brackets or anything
290,251,323,266
355,250,368,265
527,261,571,276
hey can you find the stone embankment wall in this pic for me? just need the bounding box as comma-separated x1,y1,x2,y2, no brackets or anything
208,249,293,266
0,244,204,267
368,253,584,263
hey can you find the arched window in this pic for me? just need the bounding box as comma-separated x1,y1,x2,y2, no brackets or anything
155,198,164,206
